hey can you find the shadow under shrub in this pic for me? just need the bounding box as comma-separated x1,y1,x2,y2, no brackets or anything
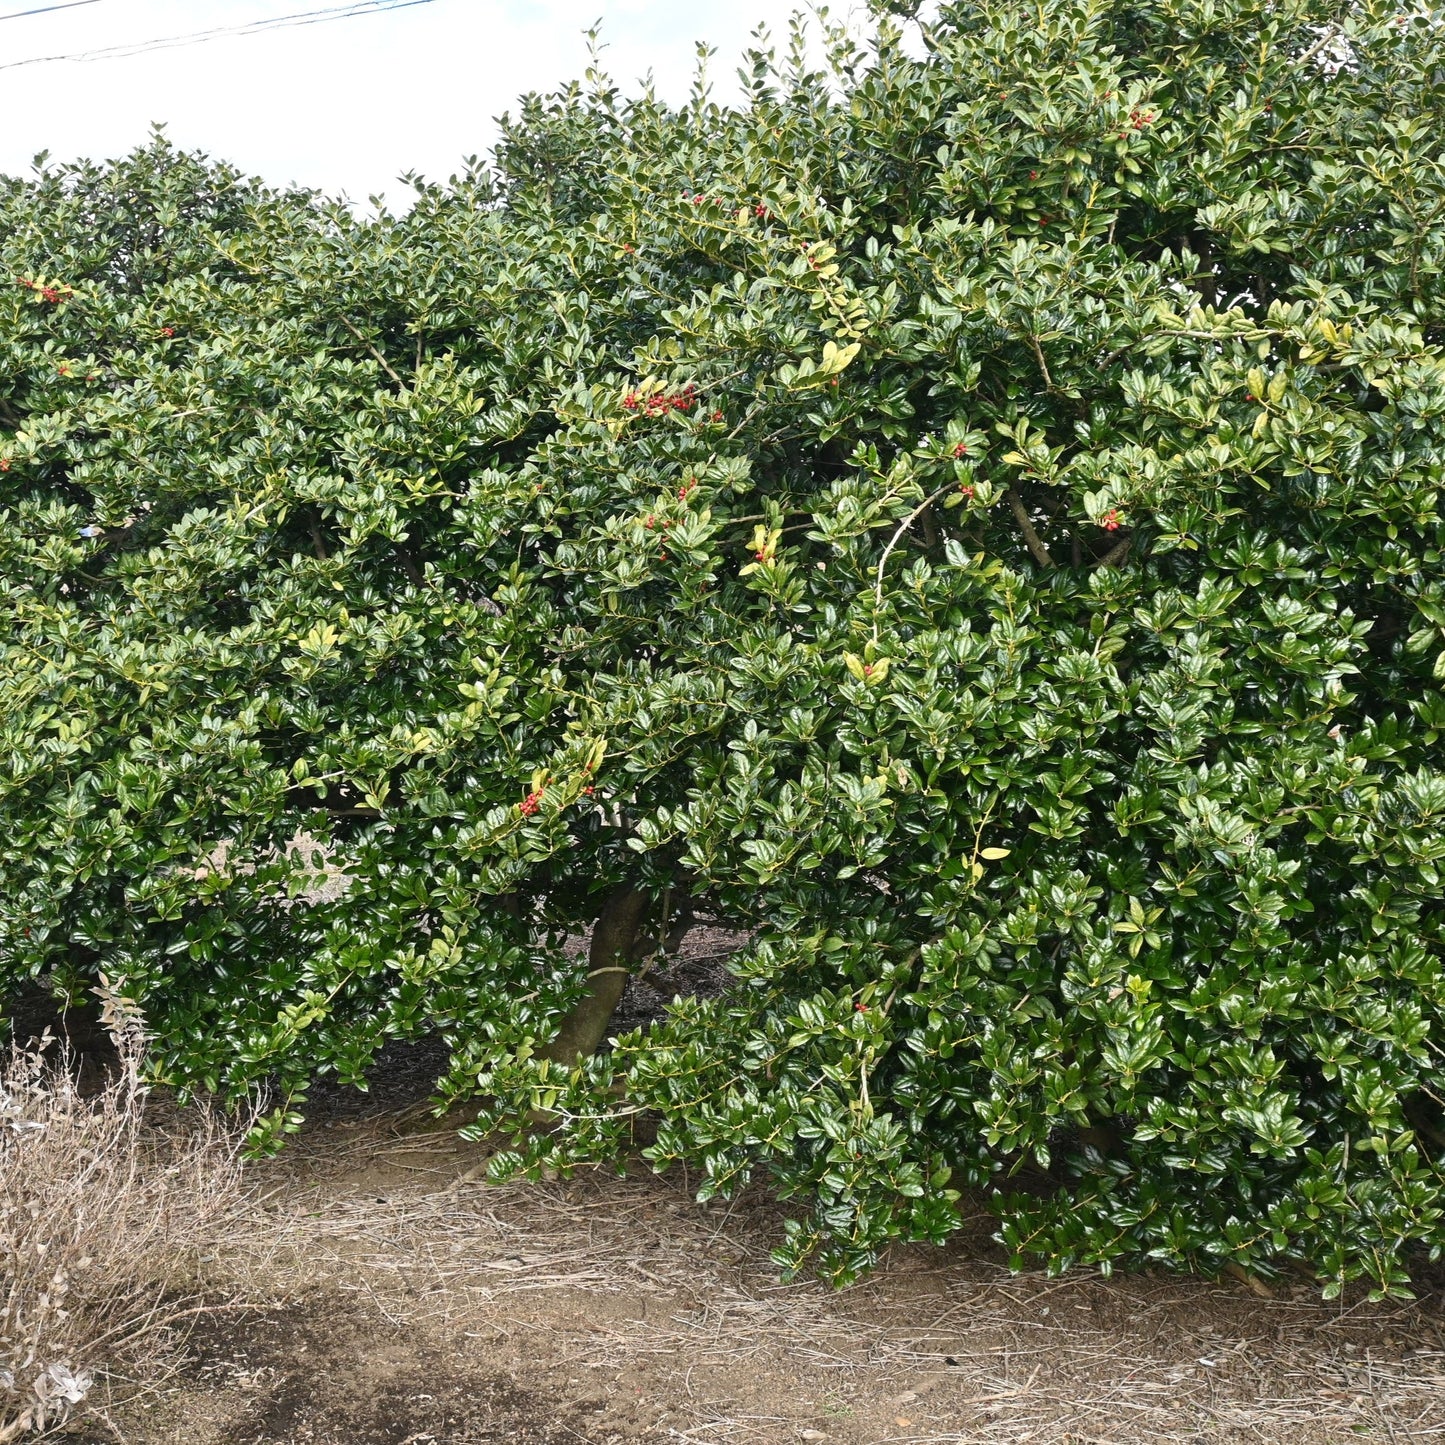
1,0,1444,1298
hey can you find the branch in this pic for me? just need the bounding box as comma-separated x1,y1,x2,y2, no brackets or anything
542,887,649,1066
1007,489,1056,568
873,482,957,634
1029,333,1055,392
1094,535,1133,569
338,317,406,389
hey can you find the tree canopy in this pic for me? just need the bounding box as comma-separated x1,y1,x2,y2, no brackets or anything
3,0,1444,1295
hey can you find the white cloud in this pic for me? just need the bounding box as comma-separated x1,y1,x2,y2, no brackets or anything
0,0,839,208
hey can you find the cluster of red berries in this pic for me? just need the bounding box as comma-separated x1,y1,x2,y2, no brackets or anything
519,786,545,817
952,442,969,457
959,484,975,500
644,514,676,557
1118,107,1156,139
623,385,697,415
0,458,10,472
682,194,772,219
160,326,175,338
678,479,696,501
16,277,66,304
1102,509,1123,531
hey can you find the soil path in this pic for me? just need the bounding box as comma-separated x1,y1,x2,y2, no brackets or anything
111,1059,1445,1445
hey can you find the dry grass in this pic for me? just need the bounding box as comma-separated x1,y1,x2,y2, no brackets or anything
0,1002,248,1441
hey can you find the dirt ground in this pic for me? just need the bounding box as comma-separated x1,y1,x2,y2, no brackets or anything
74,1021,1442,1445
24,930,1445,1444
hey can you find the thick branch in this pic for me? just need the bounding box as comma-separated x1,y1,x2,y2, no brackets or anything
1094,535,1133,569
1006,489,1055,569
542,887,648,1066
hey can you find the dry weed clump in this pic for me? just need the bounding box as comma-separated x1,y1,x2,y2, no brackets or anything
0,993,247,1440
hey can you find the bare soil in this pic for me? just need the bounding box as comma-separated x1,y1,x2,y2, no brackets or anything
79,1032,1441,1445
19,927,1445,1443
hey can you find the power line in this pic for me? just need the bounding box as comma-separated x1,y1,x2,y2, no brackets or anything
0,0,103,19
0,0,438,69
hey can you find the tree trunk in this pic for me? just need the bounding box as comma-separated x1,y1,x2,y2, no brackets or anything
542,887,648,1066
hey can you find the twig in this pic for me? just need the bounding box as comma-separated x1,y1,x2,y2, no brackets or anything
872,482,957,639
1029,333,1055,392
1007,490,1056,569
338,317,406,389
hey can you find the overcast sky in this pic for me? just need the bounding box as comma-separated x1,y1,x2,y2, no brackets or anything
0,0,838,210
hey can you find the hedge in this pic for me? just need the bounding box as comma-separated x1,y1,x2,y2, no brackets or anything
2,0,1444,1294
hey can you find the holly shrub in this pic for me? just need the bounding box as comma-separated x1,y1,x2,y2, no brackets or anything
3,0,1444,1296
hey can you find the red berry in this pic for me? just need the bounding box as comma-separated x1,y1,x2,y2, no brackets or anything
0,458,10,471
583,785,595,795
1029,170,1038,180
1102,509,1123,532
712,410,723,422
959,485,975,500
952,442,968,457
